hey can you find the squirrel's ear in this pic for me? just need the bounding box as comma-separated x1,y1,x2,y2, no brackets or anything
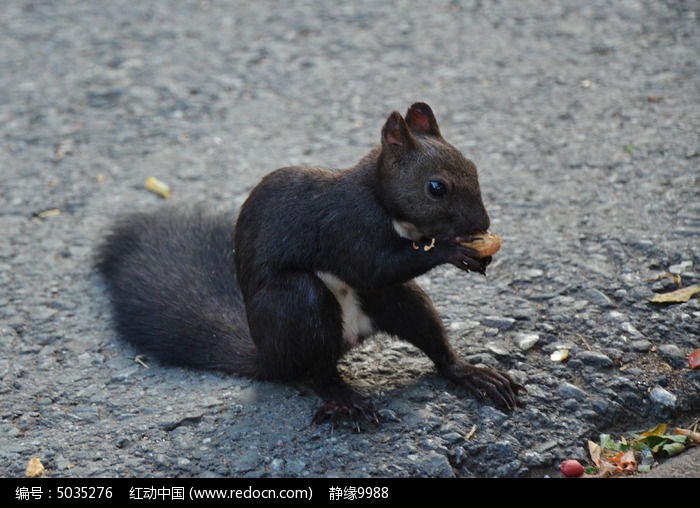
405,102,441,137
381,111,417,149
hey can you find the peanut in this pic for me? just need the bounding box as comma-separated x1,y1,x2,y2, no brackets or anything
459,233,502,258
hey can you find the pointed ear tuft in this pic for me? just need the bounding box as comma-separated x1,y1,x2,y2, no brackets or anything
405,102,441,137
381,111,417,148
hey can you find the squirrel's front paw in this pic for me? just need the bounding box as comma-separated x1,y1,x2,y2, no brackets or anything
445,361,526,411
451,234,502,274
409,236,491,273
453,240,492,274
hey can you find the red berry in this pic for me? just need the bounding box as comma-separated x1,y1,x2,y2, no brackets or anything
560,459,585,477
689,349,700,369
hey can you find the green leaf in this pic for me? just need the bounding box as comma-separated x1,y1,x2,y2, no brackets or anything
600,434,622,451
639,433,687,455
651,441,666,454
637,435,668,450
665,435,688,444
661,441,686,456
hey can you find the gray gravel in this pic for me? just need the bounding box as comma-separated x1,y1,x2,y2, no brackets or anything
1,0,698,478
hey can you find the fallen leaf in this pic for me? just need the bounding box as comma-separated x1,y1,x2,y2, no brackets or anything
613,450,637,472
647,272,681,286
649,285,700,303
145,176,171,199
26,457,44,478
632,424,687,456
637,423,668,438
33,208,62,219
674,428,700,445
587,424,694,477
588,440,601,468
660,441,686,456
600,433,623,452
587,440,618,477
689,349,700,369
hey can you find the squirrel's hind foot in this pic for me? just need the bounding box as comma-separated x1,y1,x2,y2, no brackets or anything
311,397,380,433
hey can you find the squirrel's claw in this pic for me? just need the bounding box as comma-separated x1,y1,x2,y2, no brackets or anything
311,398,380,433
442,361,525,412
458,252,491,274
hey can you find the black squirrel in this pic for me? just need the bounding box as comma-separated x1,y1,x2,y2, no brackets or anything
96,103,523,428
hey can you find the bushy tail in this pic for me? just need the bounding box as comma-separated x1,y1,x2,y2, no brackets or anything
95,207,260,376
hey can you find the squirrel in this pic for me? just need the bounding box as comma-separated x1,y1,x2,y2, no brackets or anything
96,103,524,428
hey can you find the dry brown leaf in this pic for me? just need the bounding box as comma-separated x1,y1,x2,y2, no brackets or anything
615,450,637,473
674,427,700,444
596,460,619,477
26,457,44,478
649,285,700,303
648,272,681,286
588,440,637,477
35,208,62,219
588,440,602,467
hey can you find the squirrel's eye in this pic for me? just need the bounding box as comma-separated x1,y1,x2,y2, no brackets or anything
427,180,448,198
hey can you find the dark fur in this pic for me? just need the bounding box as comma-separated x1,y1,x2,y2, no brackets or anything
96,208,259,376
96,103,521,422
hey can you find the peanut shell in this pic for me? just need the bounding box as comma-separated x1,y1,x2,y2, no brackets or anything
459,233,502,258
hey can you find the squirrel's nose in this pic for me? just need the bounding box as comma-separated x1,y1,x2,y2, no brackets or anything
465,208,490,234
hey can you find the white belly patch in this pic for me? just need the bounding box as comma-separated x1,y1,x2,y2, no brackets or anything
315,271,374,347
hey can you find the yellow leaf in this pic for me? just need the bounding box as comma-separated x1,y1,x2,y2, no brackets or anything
650,285,700,303
637,423,668,438
145,176,171,199
26,457,44,478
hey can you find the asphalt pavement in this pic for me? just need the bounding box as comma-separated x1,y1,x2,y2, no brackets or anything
1,0,698,479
